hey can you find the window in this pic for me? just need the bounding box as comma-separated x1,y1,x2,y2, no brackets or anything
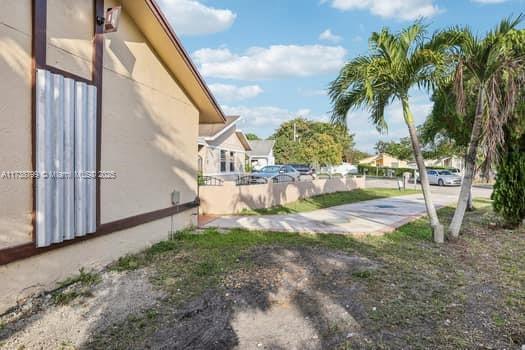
220,150,226,172
35,69,97,247
230,152,235,172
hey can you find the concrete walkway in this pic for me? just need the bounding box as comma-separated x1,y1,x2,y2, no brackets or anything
202,188,492,236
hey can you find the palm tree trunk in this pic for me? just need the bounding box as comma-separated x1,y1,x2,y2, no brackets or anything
467,190,474,211
448,89,485,237
402,98,444,243
463,153,474,211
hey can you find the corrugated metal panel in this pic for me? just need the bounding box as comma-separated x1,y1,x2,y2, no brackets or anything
63,77,76,240
35,69,97,247
86,85,97,234
74,81,87,237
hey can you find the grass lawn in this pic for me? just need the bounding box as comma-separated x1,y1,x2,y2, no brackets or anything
79,198,523,349
240,187,419,215
3,198,523,349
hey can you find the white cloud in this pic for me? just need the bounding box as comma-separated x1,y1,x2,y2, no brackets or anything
208,83,263,102
298,88,327,97
322,0,441,20
158,0,236,36
192,45,347,80
222,105,311,130
471,0,508,3
345,93,433,152
319,29,343,43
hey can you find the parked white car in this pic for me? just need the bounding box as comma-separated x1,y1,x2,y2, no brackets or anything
323,163,358,176
427,169,462,186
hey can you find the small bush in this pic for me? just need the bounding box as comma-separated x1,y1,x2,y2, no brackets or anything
492,152,525,226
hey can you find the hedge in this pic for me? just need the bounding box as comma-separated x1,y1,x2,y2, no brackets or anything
492,152,525,225
357,164,415,177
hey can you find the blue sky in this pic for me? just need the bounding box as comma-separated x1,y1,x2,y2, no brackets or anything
158,0,524,152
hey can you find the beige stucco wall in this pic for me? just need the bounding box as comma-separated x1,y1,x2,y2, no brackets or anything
100,1,199,223
0,0,33,248
1,0,203,313
199,176,366,215
382,155,408,168
199,146,220,175
46,0,94,80
0,210,196,314
208,128,246,152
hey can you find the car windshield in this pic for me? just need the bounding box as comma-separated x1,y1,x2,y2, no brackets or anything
439,171,453,175
260,166,281,173
292,165,308,170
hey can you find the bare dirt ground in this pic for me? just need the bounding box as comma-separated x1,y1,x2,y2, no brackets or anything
1,201,523,350
0,269,165,349
1,247,377,350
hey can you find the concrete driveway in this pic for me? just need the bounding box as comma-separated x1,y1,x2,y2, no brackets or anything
202,186,492,236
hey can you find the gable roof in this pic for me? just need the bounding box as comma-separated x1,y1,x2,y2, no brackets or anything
359,153,401,164
199,116,240,139
236,131,252,151
248,140,275,157
122,0,225,124
197,116,251,151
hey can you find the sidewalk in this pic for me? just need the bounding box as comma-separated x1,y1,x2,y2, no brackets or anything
201,193,463,235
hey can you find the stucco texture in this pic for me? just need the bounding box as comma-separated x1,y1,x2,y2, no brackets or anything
1,0,202,313
0,0,33,248
100,0,199,223
0,210,196,314
199,177,366,215
46,0,94,80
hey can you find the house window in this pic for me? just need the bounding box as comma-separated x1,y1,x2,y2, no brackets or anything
220,150,227,172
230,152,235,172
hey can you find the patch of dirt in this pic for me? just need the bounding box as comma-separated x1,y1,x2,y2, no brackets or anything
83,246,378,349
0,269,165,349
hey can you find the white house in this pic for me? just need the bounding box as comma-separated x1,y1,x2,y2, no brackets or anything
248,140,275,170
198,116,252,180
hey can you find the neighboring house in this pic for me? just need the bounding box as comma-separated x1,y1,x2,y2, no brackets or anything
425,156,465,172
248,140,276,170
406,156,465,172
359,153,408,168
198,116,252,180
0,0,227,312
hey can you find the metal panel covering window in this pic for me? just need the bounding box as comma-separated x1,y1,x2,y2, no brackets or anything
35,69,97,247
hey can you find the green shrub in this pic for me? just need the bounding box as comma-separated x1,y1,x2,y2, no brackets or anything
357,164,415,177
492,152,525,225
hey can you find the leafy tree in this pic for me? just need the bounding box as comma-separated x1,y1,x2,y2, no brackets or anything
375,138,413,160
245,133,261,141
492,152,525,226
328,22,451,242
344,149,371,164
437,19,525,237
493,32,525,226
271,117,352,166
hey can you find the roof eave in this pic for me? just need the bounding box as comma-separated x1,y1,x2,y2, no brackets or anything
141,0,226,124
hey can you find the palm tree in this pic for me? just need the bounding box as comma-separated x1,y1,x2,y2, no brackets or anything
443,16,524,237
328,23,450,243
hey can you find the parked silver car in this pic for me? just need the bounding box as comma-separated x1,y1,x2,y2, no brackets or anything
427,170,462,186
252,165,301,183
